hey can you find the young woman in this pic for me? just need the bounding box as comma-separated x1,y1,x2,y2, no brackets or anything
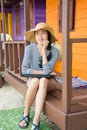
19,22,59,130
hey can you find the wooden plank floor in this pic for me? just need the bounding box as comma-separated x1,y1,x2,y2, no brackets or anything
4,72,87,130
47,88,87,113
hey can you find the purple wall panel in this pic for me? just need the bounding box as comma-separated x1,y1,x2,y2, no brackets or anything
0,8,11,13
11,4,24,41
10,0,46,40
33,0,46,26
11,6,16,40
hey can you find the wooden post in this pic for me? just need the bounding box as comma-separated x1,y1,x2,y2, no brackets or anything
62,0,72,113
24,0,30,45
1,0,6,41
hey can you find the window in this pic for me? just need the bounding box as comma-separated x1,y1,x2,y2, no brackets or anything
15,5,21,36
59,0,75,32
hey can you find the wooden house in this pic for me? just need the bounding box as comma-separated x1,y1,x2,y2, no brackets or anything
0,0,87,130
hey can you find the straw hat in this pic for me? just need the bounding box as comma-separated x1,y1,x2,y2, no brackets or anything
24,22,57,43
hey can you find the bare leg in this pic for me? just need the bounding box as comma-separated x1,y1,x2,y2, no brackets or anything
31,78,49,129
19,78,40,127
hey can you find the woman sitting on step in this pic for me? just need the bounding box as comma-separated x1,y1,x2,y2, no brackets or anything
19,22,59,130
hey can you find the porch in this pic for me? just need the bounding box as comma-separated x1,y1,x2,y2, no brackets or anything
2,37,87,130
0,0,87,130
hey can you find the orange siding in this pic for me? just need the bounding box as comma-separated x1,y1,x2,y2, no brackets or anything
72,43,87,80
72,0,87,80
46,0,62,73
46,0,87,80
46,0,59,35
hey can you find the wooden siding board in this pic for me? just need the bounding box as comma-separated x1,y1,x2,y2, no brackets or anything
76,19,87,28
72,62,87,72
72,54,87,63
74,29,87,37
76,0,87,10
34,0,46,25
73,47,87,55
76,8,87,19
46,0,58,6
46,0,58,34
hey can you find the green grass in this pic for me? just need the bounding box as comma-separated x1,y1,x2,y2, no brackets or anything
0,107,52,130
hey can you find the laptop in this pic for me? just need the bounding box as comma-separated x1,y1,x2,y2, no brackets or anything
22,74,54,79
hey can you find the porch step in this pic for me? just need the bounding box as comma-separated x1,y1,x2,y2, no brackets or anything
45,93,87,130
45,94,66,130
4,72,27,96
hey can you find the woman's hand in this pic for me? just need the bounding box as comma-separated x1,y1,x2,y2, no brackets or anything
50,71,57,76
42,40,49,55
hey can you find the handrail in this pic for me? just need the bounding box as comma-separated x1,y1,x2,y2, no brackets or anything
4,41,25,44
4,41,26,80
70,38,87,43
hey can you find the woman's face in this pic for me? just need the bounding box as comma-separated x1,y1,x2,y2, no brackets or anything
35,29,48,45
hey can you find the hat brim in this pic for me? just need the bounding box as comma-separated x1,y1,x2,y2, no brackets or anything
25,26,57,43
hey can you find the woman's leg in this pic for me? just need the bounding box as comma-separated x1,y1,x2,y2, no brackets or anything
19,78,40,127
31,78,49,129
24,78,40,115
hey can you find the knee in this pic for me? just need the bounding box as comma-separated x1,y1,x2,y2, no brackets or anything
39,78,49,89
27,78,39,89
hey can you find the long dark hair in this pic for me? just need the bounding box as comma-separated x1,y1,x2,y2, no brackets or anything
38,31,52,68
47,31,52,61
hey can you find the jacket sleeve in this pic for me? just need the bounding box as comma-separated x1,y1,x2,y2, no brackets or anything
22,44,33,74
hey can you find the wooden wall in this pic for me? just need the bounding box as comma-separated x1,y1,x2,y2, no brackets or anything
33,0,46,26
11,4,24,41
46,0,87,80
72,0,87,80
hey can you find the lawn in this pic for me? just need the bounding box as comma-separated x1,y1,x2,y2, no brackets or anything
0,107,52,130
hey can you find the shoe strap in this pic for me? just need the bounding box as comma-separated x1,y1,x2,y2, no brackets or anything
22,115,29,125
32,122,40,130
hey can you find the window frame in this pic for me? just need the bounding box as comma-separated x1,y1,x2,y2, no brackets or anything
58,0,76,32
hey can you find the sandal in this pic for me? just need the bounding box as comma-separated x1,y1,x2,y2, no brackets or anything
19,114,29,129
32,122,40,130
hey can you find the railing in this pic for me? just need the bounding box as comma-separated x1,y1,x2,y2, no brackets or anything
0,41,4,71
4,41,27,82
3,39,87,113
